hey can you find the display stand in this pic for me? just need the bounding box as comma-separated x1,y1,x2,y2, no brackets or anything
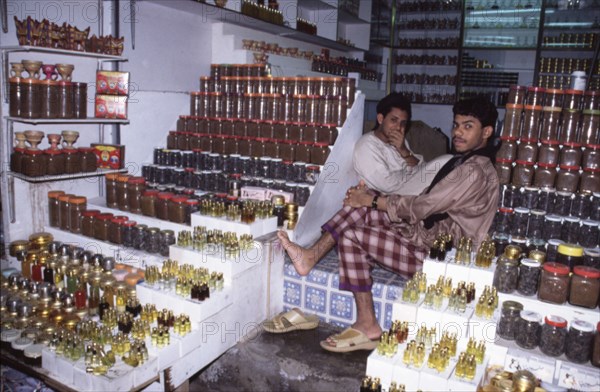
366,257,600,391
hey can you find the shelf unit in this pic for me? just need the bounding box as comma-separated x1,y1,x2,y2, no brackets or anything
0,46,129,226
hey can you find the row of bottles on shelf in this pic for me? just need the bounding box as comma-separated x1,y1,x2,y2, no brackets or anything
311,58,381,82
395,54,459,66
542,32,597,48
396,89,456,105
394,73,457,86
397,0,462,12
397,17,461,30
466,0,542,10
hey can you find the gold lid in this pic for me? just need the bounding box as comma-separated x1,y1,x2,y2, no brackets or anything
114,281,128,291
502,300,524,311
28,232,54,245
528,250,546,263
128,287,137,298
285,202,299,212
503,245,522,259
9,240,29,256
271,195,285,206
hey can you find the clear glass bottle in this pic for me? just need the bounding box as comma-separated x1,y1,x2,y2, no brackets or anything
493,257,519,294
515,310,541,350
497,300,524,340
517,258,541,297
565,320,595,364
569,266,600,309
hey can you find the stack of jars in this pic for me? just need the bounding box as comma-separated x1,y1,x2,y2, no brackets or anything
167,123,333,165
497,300,598,367
9,75,87,120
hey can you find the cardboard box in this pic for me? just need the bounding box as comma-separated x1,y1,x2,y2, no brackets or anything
95,95,128,119
91,143,125,169
96,70,130,95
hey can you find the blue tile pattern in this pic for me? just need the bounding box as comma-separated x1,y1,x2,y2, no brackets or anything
283,280,302,306
306,269,330,286
283,249,415,328
304,286,327,313
330,292,354,320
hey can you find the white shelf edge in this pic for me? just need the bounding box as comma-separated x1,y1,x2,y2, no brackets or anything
0,45,127,61
6,117,130,125
8,168,127,183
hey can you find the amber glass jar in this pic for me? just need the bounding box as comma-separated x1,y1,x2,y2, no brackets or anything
108,216,127,244
156,192,173,220
495,159,513,185
317,124,338,145
502,104,523,139
538,262,570,304
517,139,538,163
168,197,188,223
555,165,580,193
563,89,583,110
539,106,562,141
559,143,583,167
57,81,73,119
9,77,22,117
533,163,557,189
537,141,560,165
279,140,296,162
44,149,65,176
580,168,600,194
579,110,600,145
116,175,131,211
22,149,46,177
62,149,80,174
311,143,330,165
40,80,58,118
48,190,65,228
10,147,25,173
569,266,600,309
78,148,97,172
80,210,100,237
521,105,542,140
93,213,113,241
141,190,159,217
508,85,527,105
512,160,535,187
21,78,42,118
584,145,600,170
68,197,87,234
72,82,87,119
296,141,312,163
126,177,146,214
560,109,580,144
105,173,120,208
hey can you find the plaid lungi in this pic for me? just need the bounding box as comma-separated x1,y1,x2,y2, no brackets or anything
322,206,426,292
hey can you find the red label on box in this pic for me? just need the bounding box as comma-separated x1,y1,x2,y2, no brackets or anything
91,143,125,169
96,71,130,95
95,95,128,119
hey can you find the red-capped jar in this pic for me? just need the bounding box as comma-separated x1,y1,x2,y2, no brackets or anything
584,145,600,170
560,109,580,144
93,213,114,242
495,158,513,185
10,147,25,173
250,138,267,157
127,177,146,214
296,141,312,163
537,141,560,165
199,134,213,152
287,122,304,142
22,149,46,177
168,196,188,223
108,216,128,244
579,110,600,146
584,90,599,111
517,138,538,163
543,88,564,108
534,163,558,189
540,106,562,141
246,119,260,138
569,266,600,308
68,196,87,234
580,167,600,194
177,132,191,151
311,142,330,165
264,138,279,158
563,89,583,110
79,147,97,172
521,105,542,140
303,125,317,143
556,165,580,193
502,104,523,139
185,199,199,225
538,262,570,304
527,86,546,107
156,192,173,220
498,137,518,161
317,124,338,145
508,85,527,105
44,149,65,176
57,81,73,118
512,160,535,187
63,148,81,174
141,189,159,217
167,131,178,150
279,140,296,162
559,142,583,167
80,209,100,237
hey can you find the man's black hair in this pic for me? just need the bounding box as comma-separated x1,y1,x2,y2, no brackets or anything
376,92,412,121
452,97,498,131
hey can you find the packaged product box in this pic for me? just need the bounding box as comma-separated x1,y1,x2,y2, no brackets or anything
91,143,126,169
95,95,128,119
96,70,130,95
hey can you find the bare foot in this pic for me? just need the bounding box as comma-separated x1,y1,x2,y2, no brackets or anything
277,230,316,276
